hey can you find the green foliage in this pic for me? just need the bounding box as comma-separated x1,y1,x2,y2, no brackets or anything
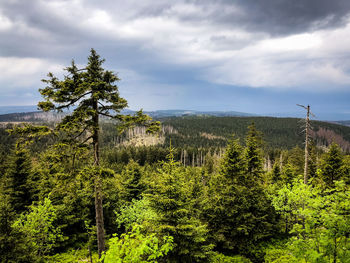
270,179,350,262
121,160,146,202
46,249,99,263
271,161,281,183
3,147,33,214
0,189,19,263
37,48,160,258
160,116,350,150
320,143,344,187
209,252,252,263
204,136,277,260
245,123,264,178
101,224,173,263
219,137,247,181
146,148,213,262
39,48,159,141
12,197,63,259
115,197,157,232
7,124,53,148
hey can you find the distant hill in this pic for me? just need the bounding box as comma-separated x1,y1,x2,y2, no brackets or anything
0,105,39,115
336,120,350,127
0,111,64,123
146,109,255,118
158,116,350,151
1,111,350,151
0,109,255,122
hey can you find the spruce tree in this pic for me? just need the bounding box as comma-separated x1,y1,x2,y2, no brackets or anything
146,148,212,262
271,161,281,183
204,137,277,261
38,48,159,258
4,147,32,214
245,123,264,179
121,160,145,202
320,143,344,187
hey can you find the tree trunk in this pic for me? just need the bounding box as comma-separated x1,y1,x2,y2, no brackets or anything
304,105,310,184
93,99,105,260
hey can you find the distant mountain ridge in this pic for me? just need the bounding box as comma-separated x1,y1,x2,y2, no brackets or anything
146,109,255,118
0,108,255,122
336,120,350,127
0,106,348,125
0,105,39,115
1,109,350,151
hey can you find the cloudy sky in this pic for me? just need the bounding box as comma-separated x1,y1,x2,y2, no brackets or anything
1,0,350,120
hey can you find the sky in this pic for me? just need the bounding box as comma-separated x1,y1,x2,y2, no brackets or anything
0,0,350,120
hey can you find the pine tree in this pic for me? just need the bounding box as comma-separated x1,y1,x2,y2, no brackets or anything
271,161,281,183
146,148,212,262
245,123,264,179
38,48,159,258
121,160,145,202
204,137,277,261
320,143,344,187
0,190,17,262
4,147,32,214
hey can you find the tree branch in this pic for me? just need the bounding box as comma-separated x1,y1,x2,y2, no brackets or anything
56,91,92,110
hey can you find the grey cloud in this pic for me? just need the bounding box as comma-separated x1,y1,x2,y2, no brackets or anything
154,0,350,36
0,0,350,98
236,0,350,35
2,0,350,61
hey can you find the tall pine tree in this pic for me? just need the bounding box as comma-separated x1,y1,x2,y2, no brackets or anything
38,49,159,258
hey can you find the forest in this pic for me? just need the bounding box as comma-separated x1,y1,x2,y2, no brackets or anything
1,50,350,263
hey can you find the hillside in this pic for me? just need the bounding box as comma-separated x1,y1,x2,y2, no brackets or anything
1,112,350,151
159,116,350,151
97,116,350,152
337,120,350,127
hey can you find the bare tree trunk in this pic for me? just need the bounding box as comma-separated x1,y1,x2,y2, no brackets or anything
304,105,310,184
183,150,186,166
93,99,105,260
298,104,312,184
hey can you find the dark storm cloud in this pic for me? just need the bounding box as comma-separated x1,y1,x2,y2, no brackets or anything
236,0,350,35
0,0,349,119
0,1,85,59
1,0,350,60
163,0,350,36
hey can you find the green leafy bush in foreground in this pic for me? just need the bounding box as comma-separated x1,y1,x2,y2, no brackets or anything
101,224,173,263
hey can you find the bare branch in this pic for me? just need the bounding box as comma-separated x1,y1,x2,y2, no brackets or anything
97,111,115,118
297,104,307,110
56,91,92,110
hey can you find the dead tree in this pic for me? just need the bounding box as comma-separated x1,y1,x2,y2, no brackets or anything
297,104,315,184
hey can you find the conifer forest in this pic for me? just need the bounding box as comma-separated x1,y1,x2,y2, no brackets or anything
1,50,350,263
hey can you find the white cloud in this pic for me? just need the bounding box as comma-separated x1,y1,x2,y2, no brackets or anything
1,0,350,99
0,57,62,88
0,13,12,31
